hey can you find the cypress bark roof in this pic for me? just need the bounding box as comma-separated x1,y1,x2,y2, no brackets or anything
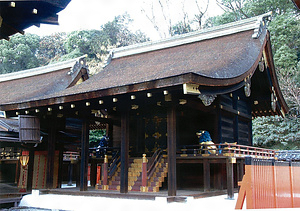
0,56,88,106
0,13,289,117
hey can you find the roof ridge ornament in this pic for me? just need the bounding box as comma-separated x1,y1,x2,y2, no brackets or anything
103,51,114,68
252,12,272,39
67,56,88,75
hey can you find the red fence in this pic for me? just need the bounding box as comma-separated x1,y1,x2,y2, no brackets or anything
235,157,300,209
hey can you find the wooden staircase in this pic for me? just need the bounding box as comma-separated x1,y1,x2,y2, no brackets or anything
97,156,168,192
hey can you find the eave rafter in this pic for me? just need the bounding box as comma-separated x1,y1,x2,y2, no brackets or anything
0,0,70,39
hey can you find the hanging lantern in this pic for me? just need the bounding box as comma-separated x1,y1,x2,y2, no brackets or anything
19,150,29,192
19,150,29,167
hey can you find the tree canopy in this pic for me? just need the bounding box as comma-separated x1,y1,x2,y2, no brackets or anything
0,33,40,73
0,13,149,74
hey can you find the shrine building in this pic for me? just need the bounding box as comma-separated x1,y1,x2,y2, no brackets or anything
0,13,288,198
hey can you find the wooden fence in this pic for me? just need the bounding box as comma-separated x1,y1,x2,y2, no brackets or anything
235,157,300,209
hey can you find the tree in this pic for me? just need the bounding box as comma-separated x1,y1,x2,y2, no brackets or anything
102,13,149,47
253,116,300,149
268,12,300,71
216,0,248,20
0,33,40,73
63,13,149,63
172,21,192,35
64,29,109,61
141,0,210,38
0,13,149,75
141,0,173,38
37,32,67,65
194,0,210,29
244,0,295,17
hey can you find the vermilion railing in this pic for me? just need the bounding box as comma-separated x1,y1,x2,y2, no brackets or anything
178,143,276,159
63,151,79,161
235,157,300,209
141,148,164,192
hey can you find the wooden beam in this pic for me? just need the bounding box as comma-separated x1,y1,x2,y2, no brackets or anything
167,105,177,196
80,118,89,191
203,159,210,192
220,104,252,120
120,110,129,193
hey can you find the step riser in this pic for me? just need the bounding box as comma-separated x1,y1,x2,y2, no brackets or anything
98,158,168,192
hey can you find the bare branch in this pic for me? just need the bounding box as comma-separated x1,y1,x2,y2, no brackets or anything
194,0,209,29
141,1,166,38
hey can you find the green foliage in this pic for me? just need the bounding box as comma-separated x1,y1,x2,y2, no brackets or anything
55,48,83,63
89,129,106,148
64,30,109,61
204,13,237,28
253,116,300,149
172,21,192,35
37,32,67,64
101,13,149,48
268,12,300,70
61,13,149,63
0,13,149,73
244,0,295,16
0,33,40,73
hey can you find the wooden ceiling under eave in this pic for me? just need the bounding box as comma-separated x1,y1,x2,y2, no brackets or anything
0,0,71,40
292,0,300,10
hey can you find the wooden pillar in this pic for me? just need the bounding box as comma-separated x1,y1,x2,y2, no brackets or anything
15,159,20,185
213,164,222,190
102,155,108,190
26,149,34,192
67,162,73,186
237,159,245,183
57,148,63,188
226,157,235,199
203,159,210,192
167,105,177,196
120,110,129,193
141,154,147,192
90,159,97,187
80,118,89,191
46,118,56,189
76,161,80,187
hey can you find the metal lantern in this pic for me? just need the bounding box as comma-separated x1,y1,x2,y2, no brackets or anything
19,151,29,167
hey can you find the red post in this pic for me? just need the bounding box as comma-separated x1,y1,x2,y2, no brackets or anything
141,154,148,192
102,155,108,190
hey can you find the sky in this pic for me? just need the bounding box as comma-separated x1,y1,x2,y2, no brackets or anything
25,0,224,40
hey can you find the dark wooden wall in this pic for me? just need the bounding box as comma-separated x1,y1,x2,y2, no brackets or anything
218,88,252,145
